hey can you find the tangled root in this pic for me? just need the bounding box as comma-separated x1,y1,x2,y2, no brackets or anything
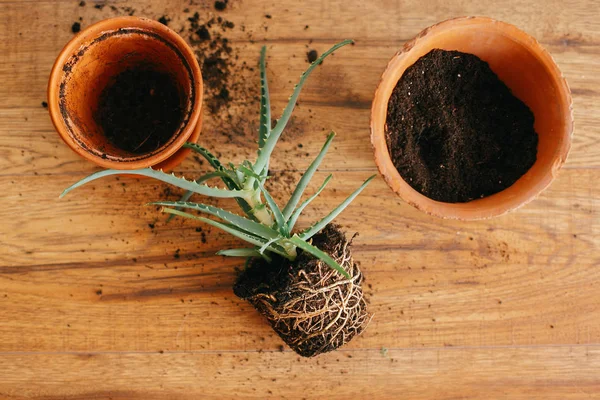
233,224,370,357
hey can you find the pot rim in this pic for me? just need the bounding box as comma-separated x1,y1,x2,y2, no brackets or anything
370,16,574,220
48,16,203,170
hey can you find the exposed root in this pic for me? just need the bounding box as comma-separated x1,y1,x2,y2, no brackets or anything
233,224,370,357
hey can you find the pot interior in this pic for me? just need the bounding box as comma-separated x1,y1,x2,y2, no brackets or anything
58,28,196,161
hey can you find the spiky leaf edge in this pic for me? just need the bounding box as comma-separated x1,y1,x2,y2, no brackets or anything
60,168,249,199
253,39,354,178
162,208,292,260
299,175,376,241
287,236,350,279
282,132,335,221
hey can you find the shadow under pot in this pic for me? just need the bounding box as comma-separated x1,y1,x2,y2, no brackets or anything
48,16,203,171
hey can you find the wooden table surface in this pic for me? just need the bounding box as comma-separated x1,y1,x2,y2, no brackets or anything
1,0,599,398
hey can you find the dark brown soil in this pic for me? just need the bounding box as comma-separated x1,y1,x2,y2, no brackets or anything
233,224,369,357
385,49,538,203
96,69,183,154
307,49,318,63
214,0,228,11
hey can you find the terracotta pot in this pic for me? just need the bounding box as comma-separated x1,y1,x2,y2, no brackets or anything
48,17,203,171
371,17,573,220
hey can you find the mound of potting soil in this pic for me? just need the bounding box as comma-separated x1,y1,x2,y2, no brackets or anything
385,49,538,203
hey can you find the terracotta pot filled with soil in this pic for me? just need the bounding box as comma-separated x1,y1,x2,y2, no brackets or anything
371,17,573,219
48,17,203,171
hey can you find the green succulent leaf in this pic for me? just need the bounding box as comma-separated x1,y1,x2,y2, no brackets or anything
287,174,333,232
176,142,257,220
238,165,265,181
166,171,236,223
253,39,354,177
163,208,289,259
151,201,280,240
287,235,350,278
60,168,249,199
258,45,271,149
258,236,281,255
183,142,228,173
282,132,335,221
255,180,287,235
299,175,376,241
162,208,293,259
217,248,272,263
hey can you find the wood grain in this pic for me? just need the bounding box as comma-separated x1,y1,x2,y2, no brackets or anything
2,346,600,399
1,0,599,398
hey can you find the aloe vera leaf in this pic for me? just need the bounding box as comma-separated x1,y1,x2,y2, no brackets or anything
258,236,281,255
254,39,353,176
242,46,273,191
258,45,271,148
183,142,227,172
286,174,333,232
238,165,266,182
287,235,350,278
252,178,286,235
61,169,249,199
162,208,292,259
165,170,241,222
150,201,280,240
299,175,375,241
217,248,272,263
282,132,335,221
181,142,257,218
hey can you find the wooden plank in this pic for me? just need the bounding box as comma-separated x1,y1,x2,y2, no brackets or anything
1,0,600,398
1,346,600,399
1,1,599,175
1,170,598,351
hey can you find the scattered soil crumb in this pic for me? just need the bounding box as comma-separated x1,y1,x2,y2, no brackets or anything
214,0,228,11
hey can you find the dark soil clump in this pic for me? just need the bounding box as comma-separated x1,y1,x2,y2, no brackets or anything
214,0,228,11
233,224,369,357
385,49,538,203
307,49,318,64
96,69,183,154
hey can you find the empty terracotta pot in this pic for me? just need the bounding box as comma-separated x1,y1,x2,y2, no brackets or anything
371,17,573,219
48,17,203,171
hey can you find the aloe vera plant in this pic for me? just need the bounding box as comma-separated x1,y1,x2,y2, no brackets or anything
62,40,374,357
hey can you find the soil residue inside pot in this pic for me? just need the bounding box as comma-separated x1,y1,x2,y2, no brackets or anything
385,49,538,203
96,69,183,154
